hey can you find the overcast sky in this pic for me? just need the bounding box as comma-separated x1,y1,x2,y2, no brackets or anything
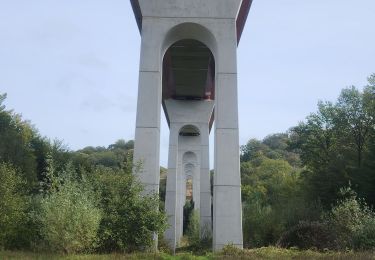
1,0,374,166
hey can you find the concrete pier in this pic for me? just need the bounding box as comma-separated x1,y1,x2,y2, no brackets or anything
131,0,252,251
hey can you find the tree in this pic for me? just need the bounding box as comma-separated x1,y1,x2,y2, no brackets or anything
241,134,300,167
0,163,28,249
73,140,134,170
38,160,101,253
336,86,373,167
289,75,375,207
290,101,341,172
326,186,375,250
0,93,54,186
91,166,167,252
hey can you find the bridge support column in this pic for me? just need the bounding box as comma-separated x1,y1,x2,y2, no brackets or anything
164,125,179,250
200,125,212,237
132,22,162,250
213,43,243,251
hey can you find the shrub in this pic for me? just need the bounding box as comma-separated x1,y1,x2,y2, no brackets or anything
220,244,245,257
180,209,212,254
38,163,101,253
243,201,284,248
186,210,200,245
277,221,337,250
325,186,375,250
0,163,28,249
92,166,167,252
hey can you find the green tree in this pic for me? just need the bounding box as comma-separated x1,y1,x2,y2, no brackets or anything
241,156,312,247
0,97,38,185
289,101,341,172
325,186,375,250
73,140,134,170
0,163,28,249
241,134,300,167
289,76,375,207
0,93,67,187
38,161,101,253
91,166,167,252
336,86,373,167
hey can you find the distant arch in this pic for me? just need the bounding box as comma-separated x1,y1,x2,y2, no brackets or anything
182,151,198,163
184,163,195,177
179,125,200,137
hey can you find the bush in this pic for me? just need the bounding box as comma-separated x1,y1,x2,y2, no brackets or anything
325,186,375,250
278,187,375,251
183,200,195,235
92,166,167,253
38,163,101,253
0,163,28,249
243,201,284,248
277,221,337,250
353,216,375,250
220,244,245,257
179,209,212,254
186,210,200,245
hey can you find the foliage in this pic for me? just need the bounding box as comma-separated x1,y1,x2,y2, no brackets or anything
241,74,375,249
0,163,28,249
219,244,245,257
2,248,375,260
38,161,101,253
0,93,71,190
0,94,38,185
242,198,322,248
277,221,336,250
242,201,283,248
0,96,165,252
186,210,200,246
183,200,195,235
91,166,167,253
1,74,375,253
73,139,134,170
241,157,299,205
325,186,375,250
179,208,212,254
241,154,316,247
241,134,300,167
218,246,375,260
289,76,375,207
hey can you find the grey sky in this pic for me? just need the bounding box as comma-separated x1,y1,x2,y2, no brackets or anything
1,0,374,166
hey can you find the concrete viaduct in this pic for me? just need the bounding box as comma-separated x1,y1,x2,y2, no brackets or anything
130,0,252,251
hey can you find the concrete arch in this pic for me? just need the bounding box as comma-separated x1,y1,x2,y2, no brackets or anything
179,125,201,137
184,163,195,177
161,22,218,60
182,151,198,164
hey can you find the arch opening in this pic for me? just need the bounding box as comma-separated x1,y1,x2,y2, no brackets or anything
182,162,195,236
179,125,200,137
163,39,215,101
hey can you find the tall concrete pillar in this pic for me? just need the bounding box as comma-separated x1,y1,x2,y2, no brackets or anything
164,100,213,249
133,21,162,195
213,37,243,250
164,124,179,249
176,155,184,243
132,19,164,251
200,125,212,236
192,166,200,210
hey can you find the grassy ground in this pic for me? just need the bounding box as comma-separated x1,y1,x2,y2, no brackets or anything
1,247,375,260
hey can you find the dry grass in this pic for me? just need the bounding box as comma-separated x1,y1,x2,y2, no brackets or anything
220,246,375,259
1,247,375,260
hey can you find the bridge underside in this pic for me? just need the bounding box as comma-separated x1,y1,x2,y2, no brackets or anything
162,39,215,128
